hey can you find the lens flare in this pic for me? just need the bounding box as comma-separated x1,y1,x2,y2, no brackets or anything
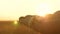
14,20,18,25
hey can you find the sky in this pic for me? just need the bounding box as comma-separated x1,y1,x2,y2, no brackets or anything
0,0,60,21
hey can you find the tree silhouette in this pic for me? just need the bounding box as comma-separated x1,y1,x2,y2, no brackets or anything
44,10,60,34
19,15,44,33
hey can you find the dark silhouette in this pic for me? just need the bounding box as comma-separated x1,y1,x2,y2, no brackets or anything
44,10,60,34
19,15,44,34
18,10,60,34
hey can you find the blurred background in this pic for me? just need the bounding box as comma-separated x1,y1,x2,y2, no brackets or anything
0,0,60,34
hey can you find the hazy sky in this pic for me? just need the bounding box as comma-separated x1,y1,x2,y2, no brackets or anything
0,0,60,21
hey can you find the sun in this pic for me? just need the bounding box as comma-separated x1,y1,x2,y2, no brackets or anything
36,3,52,17
37,11,49,17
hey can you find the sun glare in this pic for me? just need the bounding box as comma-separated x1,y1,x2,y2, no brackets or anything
14,20,18,25
36,3,52,17
37,11,49,17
